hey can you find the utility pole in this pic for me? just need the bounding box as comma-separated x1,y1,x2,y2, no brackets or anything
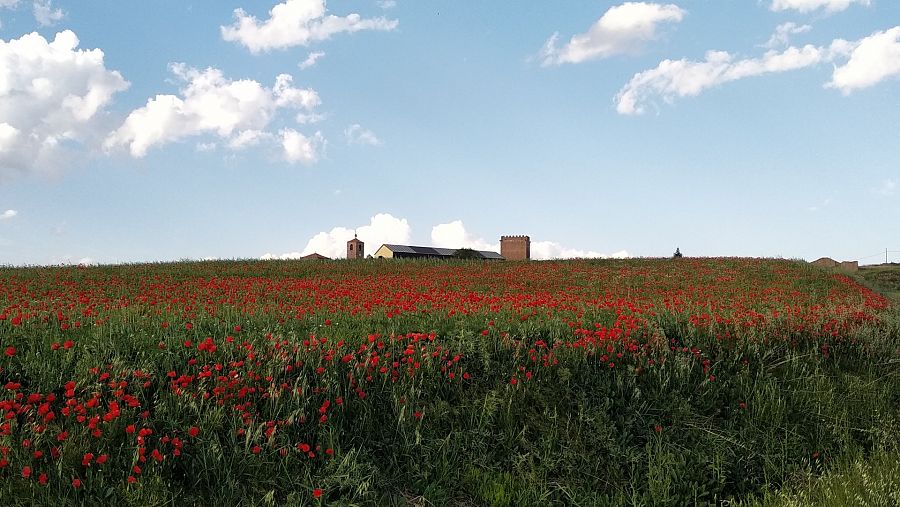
888,248,890,264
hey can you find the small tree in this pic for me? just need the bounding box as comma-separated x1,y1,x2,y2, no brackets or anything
673,247,683,259
454,248,480,260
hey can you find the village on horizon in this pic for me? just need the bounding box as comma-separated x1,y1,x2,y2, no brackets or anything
297,235,533,261
294,234,872,268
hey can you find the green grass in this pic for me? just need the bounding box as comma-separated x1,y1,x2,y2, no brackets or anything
742,449,900,507
0,259,897,505
858,264,900,301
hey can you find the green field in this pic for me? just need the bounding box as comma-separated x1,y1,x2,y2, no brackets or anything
0,258,897,505
858,264,900,301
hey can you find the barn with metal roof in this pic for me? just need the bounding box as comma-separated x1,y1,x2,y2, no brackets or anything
373,244,504,260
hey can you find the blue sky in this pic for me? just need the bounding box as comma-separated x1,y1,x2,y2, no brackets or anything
0,0,898,265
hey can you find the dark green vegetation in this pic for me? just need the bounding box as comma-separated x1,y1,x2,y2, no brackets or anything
858,263,900,301
0,258,897,506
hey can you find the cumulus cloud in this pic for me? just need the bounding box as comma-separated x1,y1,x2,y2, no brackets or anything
431,221,500,252
228,129,273,150
264,215,630,260
827,27,900,94
770,0,869,13
105,65,320,157
299,51,325,70
432,220,629,260
763,22,812,49
0,209,17,220
221,0,398,54
531,241,630,260
281,128,324,164
0,31,129,177
261,213,411,259
52,255,96,266
540,2,685,66
32,0,63,26
344,124,381,146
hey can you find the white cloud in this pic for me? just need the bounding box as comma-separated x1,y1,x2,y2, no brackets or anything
264,215,630,260
431,219,629,260
0,31,129,177
827,27,900,94
763,22,812,49
431,221,500,252
876,179,897,196
0,1,20,7
344,124,381,146
299,51,325,70
51,255,96,266
228,129,273,150
221,0,398,54
33,0,63,26
295,111,326,124
378,0,397,9
105,65,319,157
195,141,217,152
770,0,869,13
262,213,411,259
616,26,900,114
540,2,685,66
531,241,630,260
281,128,324,164
615,44,826,114
0,209,17,220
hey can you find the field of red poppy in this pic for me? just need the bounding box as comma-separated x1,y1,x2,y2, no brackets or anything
0,258,897,505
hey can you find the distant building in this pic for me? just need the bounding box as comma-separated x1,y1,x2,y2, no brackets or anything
840,261,859,272
373,244,504,260
812,257,838,268
811,257,858,272
501,235,530,261
301,253,330,260
347,234,364,259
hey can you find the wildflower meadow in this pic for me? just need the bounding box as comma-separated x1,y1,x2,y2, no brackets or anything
0,258,897,505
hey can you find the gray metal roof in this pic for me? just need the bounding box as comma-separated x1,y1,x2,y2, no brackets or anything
478,250,505,260
381,244,504,259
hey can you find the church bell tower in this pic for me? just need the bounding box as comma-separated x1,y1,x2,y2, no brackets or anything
347,233,364,259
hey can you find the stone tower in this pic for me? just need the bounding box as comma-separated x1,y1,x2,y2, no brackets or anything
500,235,530,261
347,233,364,259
